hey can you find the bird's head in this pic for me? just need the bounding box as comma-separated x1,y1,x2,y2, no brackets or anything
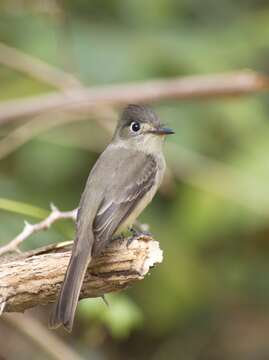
113,104,174,152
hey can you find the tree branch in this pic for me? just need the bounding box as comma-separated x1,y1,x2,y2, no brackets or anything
0,235,162,314
0,204,77,256
0,42,81,90
0,70,268,124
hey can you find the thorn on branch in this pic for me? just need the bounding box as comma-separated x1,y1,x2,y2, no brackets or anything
50,203,59,213
24,220,32,229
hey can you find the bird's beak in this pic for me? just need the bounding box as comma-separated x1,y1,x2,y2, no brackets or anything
149,126,175,136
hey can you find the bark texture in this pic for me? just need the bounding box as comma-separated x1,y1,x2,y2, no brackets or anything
0,235,162,314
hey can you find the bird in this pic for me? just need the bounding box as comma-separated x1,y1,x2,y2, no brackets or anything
49,104,174,332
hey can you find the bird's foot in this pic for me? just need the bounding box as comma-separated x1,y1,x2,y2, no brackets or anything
129,226,152,238
127,226,152,247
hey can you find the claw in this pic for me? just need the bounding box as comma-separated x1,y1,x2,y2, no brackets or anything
129,227,139,237
129,226,152,239
127,236,136,247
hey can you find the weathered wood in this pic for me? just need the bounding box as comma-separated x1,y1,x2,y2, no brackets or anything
0,235,162,314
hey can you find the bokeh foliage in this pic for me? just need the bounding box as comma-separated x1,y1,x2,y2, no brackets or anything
1,1,269,359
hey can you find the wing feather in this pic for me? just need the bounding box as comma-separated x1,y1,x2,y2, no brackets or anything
92,152,157,255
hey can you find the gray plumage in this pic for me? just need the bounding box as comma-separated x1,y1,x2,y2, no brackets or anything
49,104,172,331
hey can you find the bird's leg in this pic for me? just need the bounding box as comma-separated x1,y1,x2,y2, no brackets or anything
127,222,152,247
127,232,136,247
127,227,141,247
131,221,152,237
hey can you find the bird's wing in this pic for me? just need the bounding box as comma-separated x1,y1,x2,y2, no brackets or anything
92,148,158,255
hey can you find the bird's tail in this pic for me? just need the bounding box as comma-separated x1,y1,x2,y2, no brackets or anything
49,242,91,332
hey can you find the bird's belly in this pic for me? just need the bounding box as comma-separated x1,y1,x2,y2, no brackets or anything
115,181,159,234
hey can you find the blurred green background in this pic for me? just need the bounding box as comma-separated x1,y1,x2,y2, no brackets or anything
1,1,269,359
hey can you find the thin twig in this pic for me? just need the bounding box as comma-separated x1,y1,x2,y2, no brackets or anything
0,70,268,124
0,42,81,90
0,204,77,256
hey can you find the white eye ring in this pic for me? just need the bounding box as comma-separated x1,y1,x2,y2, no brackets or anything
130,121,141,132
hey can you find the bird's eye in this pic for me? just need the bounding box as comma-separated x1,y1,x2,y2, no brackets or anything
130,121,141,132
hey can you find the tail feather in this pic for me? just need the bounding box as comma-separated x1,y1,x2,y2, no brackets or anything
49,246,91,332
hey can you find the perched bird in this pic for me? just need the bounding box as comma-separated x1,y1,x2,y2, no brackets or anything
50,104,174,331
